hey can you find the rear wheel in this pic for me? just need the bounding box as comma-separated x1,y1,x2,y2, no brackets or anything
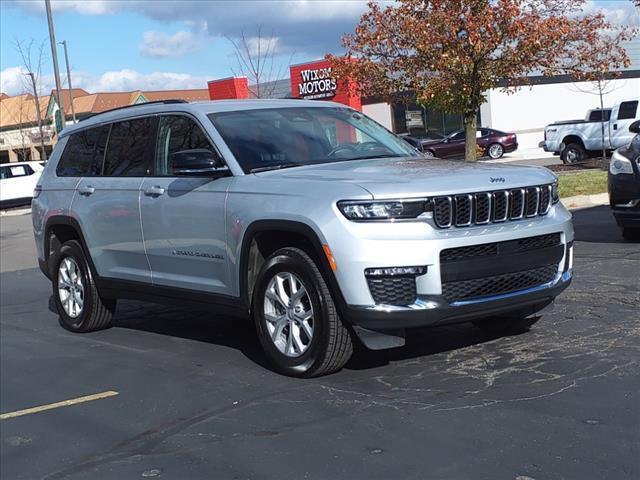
561,143,585,164
424,149,435,158
487,143,504,159
52,240,115,332
252,247,353,377
472,315,540,335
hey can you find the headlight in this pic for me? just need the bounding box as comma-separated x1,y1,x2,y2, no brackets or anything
551,181,559,204
337,199,430,221
609,149,634,175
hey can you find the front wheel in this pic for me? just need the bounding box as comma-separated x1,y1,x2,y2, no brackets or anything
487,143,505,159
252,247,353,377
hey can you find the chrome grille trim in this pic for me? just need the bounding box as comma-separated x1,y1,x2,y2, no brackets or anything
474,192,492,224
432,183,555,229
510,188,526,220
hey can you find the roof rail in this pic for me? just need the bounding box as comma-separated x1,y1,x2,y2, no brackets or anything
80,99,189,121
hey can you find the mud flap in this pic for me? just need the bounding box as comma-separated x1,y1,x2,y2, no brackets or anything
352,325,406,350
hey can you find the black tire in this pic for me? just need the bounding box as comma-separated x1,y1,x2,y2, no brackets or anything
622,227,640,242
51,240,115,332
252,247,353,377
561,143,585,164
472,315,540,335
487,143,504,159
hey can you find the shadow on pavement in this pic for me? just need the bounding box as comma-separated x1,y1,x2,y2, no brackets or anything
571,205,629,244
63,296,509,374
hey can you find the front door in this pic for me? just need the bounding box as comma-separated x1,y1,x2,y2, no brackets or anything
610,100,639,149
140,114,233,295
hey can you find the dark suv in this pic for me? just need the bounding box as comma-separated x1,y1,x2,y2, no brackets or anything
609,120,640,240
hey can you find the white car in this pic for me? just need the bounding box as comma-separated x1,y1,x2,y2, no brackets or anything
0,161,45,208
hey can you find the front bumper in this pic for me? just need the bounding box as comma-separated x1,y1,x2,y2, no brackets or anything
609,173,640,228
344,270,571,330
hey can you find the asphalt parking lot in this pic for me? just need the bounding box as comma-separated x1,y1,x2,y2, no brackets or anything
1,207,638,480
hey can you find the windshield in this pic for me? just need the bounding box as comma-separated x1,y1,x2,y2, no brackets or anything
208,106,418,173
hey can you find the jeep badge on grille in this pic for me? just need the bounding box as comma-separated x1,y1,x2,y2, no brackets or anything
490,177,506,183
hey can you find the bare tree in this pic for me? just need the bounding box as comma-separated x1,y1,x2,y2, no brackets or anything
14,38,48,161
226,26,290,99
569,74,626,163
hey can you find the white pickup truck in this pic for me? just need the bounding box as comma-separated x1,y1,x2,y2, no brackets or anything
541,99,639,163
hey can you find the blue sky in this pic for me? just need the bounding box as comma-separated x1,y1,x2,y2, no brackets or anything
1,0,638,96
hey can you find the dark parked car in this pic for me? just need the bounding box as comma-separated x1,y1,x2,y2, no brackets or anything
421,128,518,159
398,130,445,152
608,120,640,241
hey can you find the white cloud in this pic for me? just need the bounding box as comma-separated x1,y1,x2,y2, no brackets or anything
1,66,209,96
582,0,640,28
11,0,120,15
89,69,208,91
139,30,200,58
0,66,30,95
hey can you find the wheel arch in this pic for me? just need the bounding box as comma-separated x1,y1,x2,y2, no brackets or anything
44,216,97,279
238,220,347,317
561,135,586,150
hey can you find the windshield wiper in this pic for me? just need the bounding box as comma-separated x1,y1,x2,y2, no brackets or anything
250,163,305,173
346,154,405,161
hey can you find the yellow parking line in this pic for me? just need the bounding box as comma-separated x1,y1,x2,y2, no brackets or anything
0,391,119,420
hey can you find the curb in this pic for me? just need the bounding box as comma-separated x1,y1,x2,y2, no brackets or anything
561,192,608,211
0,207,32,217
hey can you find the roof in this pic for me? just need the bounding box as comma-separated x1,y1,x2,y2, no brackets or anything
143,89,210,102
0,94,48,130
59,98,347,138
51,88,89,114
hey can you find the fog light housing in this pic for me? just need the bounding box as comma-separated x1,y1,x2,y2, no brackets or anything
365,266,427,277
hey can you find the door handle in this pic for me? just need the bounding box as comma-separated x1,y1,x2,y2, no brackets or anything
144,185,165,197
78,185,95,196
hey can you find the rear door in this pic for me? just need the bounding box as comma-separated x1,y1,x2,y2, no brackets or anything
610,100,639,149
72,118,155,283
140,114,233,295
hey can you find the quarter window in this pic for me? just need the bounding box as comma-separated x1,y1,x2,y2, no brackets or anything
618,101,638,120
155,115,217,175
57,126,107,177
103,117,155,176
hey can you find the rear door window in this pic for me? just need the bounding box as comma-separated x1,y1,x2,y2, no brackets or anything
57,126,108,177
103,117,156,176
618,101,638,120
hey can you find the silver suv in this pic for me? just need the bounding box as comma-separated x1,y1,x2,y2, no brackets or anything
32,99,574,377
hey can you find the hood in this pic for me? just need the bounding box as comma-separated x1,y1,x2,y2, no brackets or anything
261,157,556,199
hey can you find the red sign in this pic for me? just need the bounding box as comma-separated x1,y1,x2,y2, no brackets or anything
290,59,361,111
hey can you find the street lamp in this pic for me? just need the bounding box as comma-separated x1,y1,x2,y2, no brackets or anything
58,40,77,123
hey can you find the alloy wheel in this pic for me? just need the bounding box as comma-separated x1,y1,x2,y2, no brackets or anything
58,257,84,318
263,272,314,357
489,144,504,159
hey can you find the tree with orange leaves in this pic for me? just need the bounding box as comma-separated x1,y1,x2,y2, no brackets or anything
329,0,635,161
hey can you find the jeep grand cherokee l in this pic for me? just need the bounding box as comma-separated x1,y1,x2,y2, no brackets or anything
32,99,574,377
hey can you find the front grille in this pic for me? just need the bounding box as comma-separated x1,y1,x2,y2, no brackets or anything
517,233,561,251
440,243,498,262
441,233,562,264
442,264,558,303
367,276,417,305
433,184,554,228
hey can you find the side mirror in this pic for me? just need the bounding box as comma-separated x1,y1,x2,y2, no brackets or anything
629,120,640,134
170,149,228,176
